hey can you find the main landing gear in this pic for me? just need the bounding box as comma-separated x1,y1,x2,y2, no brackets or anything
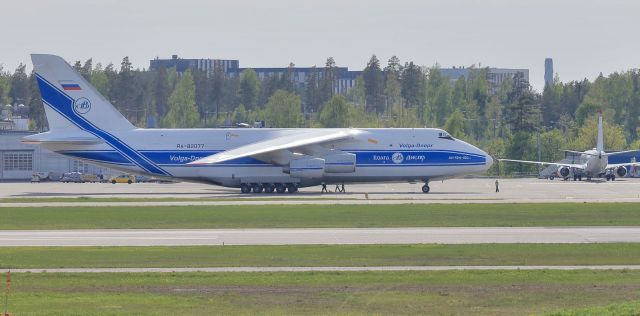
240,183,298,194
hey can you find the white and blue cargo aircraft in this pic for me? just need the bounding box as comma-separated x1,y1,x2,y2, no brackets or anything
24,54,493,193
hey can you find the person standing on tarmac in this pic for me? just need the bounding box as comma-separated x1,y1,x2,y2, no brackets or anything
495,179,499,193
321,182,328,193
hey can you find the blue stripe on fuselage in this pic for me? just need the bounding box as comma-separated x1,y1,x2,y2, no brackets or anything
59,150,486,167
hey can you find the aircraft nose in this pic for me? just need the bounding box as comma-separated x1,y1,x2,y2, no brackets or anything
484,153,494,170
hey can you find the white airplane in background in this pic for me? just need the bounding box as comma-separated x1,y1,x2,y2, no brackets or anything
24,54,493,193
500,111,639,181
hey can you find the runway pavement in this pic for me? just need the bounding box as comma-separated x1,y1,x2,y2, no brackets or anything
3,178,640,205
3,265,640,273
2,227,640,246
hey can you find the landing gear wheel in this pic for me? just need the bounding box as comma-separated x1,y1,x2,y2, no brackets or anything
421,184,430,193
286,183,298,193
240,183,251,194
549,175,555,180
264,183,275,193
275,183,286,193
252,183,263,193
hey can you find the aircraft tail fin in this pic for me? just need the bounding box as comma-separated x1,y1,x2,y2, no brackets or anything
596,109,604,152
31,54,135,132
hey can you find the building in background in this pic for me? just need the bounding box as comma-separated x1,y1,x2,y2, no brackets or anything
149,55,239,74
227,67,362,95
439,67,530,94
150,55,362,95
544,58,554,87
0,130,113,181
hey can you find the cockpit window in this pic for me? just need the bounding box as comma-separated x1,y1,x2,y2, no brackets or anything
438,132,454,140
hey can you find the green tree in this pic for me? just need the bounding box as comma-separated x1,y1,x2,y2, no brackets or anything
319,94,350,128
304,66,321,113
238,69,261,110
27,72,46,131
363,55,384,113
571,114,628,151
505,91,541,132
264,90,303,128
232,104,247,124
443,109,466,139
90,63,109,97
401,62,425,114
539,129,566,162
384,56,403,118
0,66,10,105
319,57,337,106
425,67,452,126
9,63,29,105
162,71,199,128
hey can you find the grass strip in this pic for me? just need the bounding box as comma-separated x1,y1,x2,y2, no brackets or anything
2,244,640,269
548,300,640,316
4,270,640,315
1,203,640,230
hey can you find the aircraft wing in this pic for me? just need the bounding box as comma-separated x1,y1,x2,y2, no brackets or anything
498,159,585,169
606,162,640,169
607,150,640,156
188,129,360,165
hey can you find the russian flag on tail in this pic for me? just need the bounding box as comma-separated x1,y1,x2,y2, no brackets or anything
60,81,81,91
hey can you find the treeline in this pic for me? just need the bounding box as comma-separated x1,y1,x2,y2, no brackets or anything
2,55,640,174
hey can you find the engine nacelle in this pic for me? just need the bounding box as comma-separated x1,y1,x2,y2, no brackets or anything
324,153,356,173
616,166,627,177
288,157,325,178
558,166,570,178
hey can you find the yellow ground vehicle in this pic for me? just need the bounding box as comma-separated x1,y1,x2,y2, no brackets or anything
82,173,99,183
109,174,136,184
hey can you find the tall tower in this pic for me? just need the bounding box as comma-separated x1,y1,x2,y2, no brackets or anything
544,58,553,87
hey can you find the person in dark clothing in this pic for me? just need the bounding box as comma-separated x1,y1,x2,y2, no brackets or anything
495,179,499,193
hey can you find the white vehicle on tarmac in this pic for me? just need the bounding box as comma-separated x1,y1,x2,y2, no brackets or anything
24,54,493,193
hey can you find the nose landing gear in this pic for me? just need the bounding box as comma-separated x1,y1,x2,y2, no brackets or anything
421,180,430,193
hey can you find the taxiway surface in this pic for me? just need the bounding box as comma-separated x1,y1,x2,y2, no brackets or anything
3,178,640,205
2,227,640,246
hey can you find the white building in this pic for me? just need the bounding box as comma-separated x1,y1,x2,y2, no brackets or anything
0,130,112,181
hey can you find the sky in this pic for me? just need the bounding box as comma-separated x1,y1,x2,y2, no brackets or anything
3,0,640,91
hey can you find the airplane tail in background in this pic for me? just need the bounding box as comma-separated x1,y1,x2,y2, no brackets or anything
596,109,604,152
31,54,135,132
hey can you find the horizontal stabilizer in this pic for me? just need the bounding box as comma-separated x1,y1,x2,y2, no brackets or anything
563,150,597,157
21,131,103,145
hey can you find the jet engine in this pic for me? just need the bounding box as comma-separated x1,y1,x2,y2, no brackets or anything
616,166,627,177
288,157,325,178
324,153,356,173
558,166,571,178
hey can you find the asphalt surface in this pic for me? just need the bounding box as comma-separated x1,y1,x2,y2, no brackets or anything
2,227,640,247
3,265,640,273
3,178,640,205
